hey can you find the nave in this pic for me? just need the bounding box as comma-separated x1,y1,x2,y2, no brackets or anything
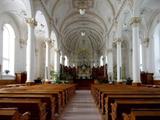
59,90,102,120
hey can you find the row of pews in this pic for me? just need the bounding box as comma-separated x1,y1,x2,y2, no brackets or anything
91,84,160,120
0,83,76,120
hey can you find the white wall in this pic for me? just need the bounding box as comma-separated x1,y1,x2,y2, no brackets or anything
0,14,27,75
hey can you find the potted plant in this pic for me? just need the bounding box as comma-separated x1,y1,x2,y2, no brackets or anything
50,70,61,84
5,70,10,74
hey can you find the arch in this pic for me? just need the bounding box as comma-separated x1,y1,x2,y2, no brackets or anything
2,24,15,76
153,23,160,79
133,0,145,16
24,0,34,17
35,10,49,38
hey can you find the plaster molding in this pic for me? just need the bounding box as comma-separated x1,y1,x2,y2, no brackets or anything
19,38,27,48
130,16,141,26
26,18,37,27
142,38,149,48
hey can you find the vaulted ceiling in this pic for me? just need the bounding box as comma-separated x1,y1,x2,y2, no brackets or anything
47,0,115,64
1,0,160,66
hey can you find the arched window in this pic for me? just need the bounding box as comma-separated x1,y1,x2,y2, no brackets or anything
2,24,15,75
153,23,160,79
100,56,103,66
64,56,68,66
106,56,108,64
140,43,143,71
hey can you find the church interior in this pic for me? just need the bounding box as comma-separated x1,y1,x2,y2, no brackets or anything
0,0,160,120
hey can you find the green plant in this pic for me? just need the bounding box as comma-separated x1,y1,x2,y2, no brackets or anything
50,70,57,80
113,65,117,80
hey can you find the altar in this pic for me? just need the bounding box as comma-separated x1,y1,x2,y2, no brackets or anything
77,64,91,79
74,64,93,89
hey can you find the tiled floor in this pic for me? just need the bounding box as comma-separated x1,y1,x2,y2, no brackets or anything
59,90,102,120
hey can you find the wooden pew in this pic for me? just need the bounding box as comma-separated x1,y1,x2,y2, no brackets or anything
123,109,160,120
0,87,61,114
0,98,46,120
105,95,160,120
111,99,160,120
91,84,160,113
0,108,30,120
91,84,160,120
0,84,76,119
0,94,55,120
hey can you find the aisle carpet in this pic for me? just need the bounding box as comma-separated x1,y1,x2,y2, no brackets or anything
59,90,102,120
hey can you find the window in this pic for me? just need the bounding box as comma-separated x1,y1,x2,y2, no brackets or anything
64,56,68,66
140,43,143,71
2,24,15,75
100,56,103,66
153,23,160,79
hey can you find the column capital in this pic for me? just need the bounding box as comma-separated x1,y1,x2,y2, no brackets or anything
55,49,61,54
45,38,54,48
142,38,149,47
26,18,37,27
19,38,27,48
113,38,123,44
130,17,141,26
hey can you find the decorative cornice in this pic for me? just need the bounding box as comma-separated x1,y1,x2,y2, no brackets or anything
26,18,37,27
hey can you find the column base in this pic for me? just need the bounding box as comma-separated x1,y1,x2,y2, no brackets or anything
132,82,142,86
26,82,35,86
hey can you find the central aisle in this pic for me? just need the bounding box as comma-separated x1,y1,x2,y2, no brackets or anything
59,90,102,120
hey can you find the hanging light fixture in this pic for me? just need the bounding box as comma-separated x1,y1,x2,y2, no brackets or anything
79,8,85,15
81,31,85,36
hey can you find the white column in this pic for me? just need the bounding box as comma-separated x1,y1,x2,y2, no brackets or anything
107,49,113,80
0,26,3,78
56,50,60,74
44,39,51,82
131,17,141,83
116,39,122,82
26,18,37,83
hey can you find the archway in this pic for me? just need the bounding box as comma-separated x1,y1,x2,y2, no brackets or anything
2,24,15,76
153,23,160,79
